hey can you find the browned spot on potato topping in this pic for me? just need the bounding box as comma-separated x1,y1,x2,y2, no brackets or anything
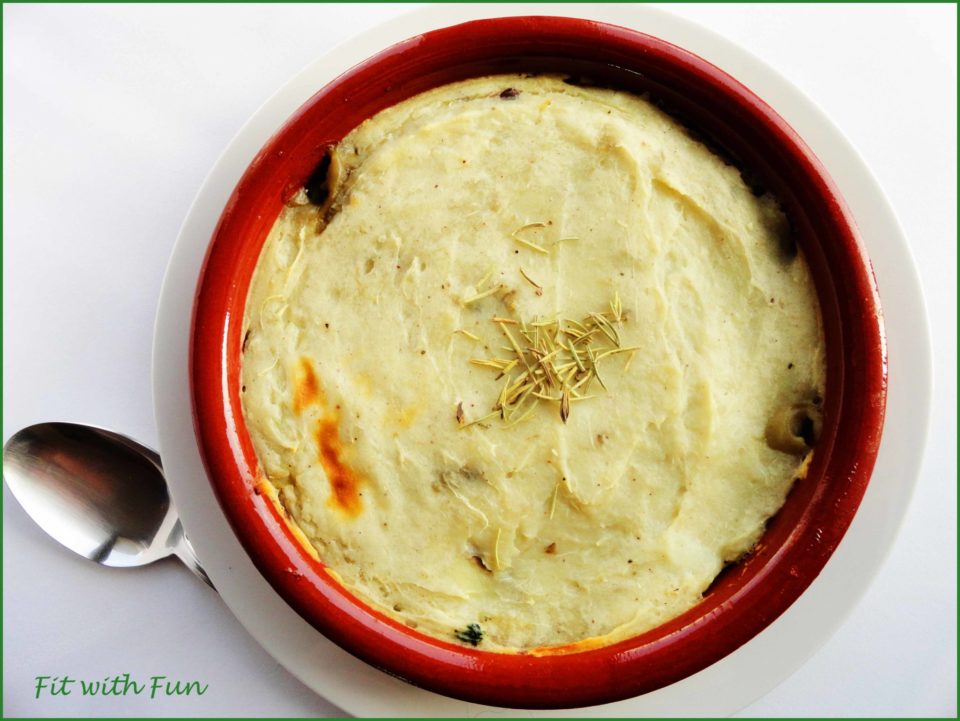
293,357,321,414
315,415,363,517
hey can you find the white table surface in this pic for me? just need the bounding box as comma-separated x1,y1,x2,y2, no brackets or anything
3,4,956,717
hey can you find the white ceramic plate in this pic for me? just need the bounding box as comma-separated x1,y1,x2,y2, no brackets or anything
152,4,932,716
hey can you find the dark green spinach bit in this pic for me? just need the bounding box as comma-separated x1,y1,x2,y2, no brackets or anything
454,623,484,646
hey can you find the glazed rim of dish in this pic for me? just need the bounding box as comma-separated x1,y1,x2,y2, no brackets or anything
190,16,887,710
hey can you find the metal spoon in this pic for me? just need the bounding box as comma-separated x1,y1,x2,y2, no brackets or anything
3,422,213,588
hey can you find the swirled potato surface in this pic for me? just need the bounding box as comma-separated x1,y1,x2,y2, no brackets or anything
240,75,825,651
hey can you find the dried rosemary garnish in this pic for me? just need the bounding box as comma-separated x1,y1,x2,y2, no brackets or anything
519,267,543,296
459,294,637,426
511,222,550,254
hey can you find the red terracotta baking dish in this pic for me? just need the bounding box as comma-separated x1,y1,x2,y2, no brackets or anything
191,16,887,709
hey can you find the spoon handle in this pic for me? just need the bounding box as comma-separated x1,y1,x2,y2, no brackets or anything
168,519,215,589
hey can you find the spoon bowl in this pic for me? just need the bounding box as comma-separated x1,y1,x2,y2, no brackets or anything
3,422,211,585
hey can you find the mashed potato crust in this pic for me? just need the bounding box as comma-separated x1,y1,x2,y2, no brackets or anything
239,75,825,651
